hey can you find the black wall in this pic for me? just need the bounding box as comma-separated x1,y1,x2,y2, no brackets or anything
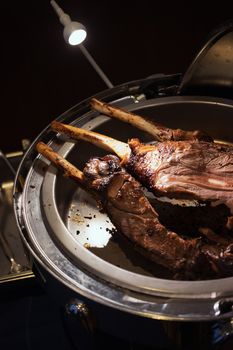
1,0,232,152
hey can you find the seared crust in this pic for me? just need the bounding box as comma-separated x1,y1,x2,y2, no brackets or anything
83,155,233,280
128,138,233,206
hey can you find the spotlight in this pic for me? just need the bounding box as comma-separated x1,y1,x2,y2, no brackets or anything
50,0,113,88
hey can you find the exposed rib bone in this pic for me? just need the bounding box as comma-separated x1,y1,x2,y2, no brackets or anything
36,142,84,183
51,121,130,160
90,98,212,142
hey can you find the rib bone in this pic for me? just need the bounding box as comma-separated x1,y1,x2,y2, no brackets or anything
36,142,84,183
51,121,130,160
90,98,212,142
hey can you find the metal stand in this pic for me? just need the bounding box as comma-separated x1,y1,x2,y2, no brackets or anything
79,44,114,89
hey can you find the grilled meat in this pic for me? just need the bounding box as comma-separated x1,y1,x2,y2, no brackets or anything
51,121,233,211
36,142,233,280
83,154,233,280
127,138,233,208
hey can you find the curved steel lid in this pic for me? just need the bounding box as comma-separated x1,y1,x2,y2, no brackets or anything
13,82,233,320
179,20,233,98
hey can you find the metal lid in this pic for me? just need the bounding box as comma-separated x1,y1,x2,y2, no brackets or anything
179,20,233,98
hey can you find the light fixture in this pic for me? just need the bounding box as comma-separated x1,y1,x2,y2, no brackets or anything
50,0,113,88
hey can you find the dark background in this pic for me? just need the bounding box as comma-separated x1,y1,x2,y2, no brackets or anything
0,3,233,349
1,0,233,153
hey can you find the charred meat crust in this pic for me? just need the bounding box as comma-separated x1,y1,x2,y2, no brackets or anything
50,121,231,205
127,139,233,206
82,155,233,280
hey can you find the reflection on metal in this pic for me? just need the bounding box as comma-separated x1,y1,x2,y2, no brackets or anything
67,189,113,248
179,22,233,97
0,270,34,284
214,298,233,317
66,298,95,334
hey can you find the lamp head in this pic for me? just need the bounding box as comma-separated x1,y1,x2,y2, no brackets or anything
51,0,87,46
63,21,87,46
50,0,113,88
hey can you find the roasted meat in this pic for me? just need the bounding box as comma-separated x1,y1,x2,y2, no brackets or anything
51,122,233,211
36,142,233,280
127,138,233,206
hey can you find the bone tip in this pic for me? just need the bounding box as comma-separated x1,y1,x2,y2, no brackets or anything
36,141,45,153
51,120,61,130
90,97,102,107
90,97,98,103
36,142,53,157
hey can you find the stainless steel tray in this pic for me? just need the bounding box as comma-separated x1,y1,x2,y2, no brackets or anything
15,87,233,320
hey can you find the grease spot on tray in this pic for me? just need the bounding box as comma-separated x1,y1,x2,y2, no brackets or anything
67,188,113,248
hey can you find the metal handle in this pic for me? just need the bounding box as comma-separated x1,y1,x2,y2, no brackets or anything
214,298,233,317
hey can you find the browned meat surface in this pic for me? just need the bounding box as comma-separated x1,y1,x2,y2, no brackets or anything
126,139,233,210
166,127,212,142
83,154,233,280
50,122,233,207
